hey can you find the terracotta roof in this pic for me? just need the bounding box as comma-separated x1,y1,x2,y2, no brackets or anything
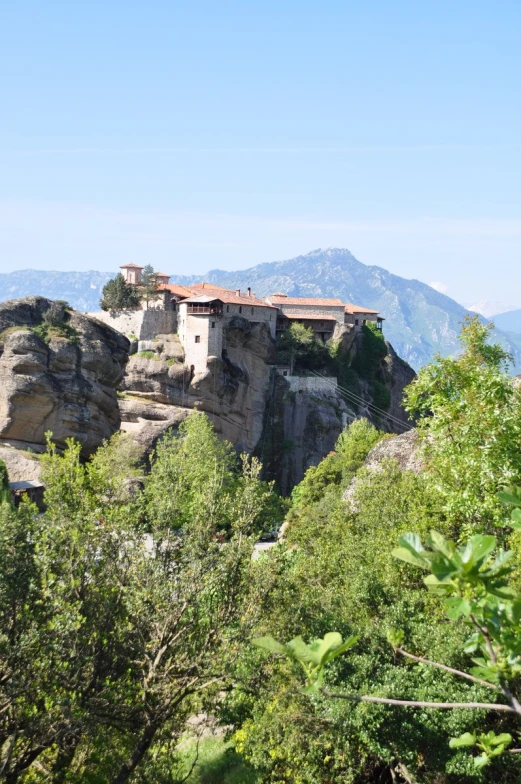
151,272,171,278
278,313,337,321
344,303,380,315
190,282,236,293
120,263,143,269
269,296,345,307
180,291,277,308
218,292,278,308
158,284,195,298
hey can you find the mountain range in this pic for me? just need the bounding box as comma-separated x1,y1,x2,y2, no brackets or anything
1,248,520,371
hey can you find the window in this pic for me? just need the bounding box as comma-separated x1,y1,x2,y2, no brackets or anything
211,322,215,328
251,307,254,315
226,305,229,312
355,319,359,326
239,306,242,313
195,335,200,343
363,319,366,325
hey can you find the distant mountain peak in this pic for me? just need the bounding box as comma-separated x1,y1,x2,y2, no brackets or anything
466,300,520,319
2,250,521,372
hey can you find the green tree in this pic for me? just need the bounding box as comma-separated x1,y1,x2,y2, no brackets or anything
276,322,331,373
255,498,521,774
0,460,11,506
0,415,280,782
100,272,141,312
290,418,383,512
139,264,161,310
405,316,521,533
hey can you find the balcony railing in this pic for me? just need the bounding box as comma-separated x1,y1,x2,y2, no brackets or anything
187,304,223,315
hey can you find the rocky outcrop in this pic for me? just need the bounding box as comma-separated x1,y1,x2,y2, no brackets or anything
257,375,352,495
343,429,422,507
0,297,129,454
384,342,417,425
119,318,276,455
0,444,43,483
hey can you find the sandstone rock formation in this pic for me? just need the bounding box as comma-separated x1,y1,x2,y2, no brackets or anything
119,318,276,455
0,444,43,483
343,429,423,507
0,297,129,455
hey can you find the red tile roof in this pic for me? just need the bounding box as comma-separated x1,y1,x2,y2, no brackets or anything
158,284,195,298
344,303,380,314
269,295,345,307
120,263,143,269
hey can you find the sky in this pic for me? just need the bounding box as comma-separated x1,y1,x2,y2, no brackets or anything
1,0,520,307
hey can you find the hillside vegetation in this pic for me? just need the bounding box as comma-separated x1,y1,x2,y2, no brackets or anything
2,318,521,782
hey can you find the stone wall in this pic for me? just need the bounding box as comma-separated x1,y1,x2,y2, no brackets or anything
87,310,177,340
219,302,276,338
286,376,338,393
277,303,345,321
345,312,380,326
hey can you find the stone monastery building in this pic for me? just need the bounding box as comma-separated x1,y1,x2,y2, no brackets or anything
117,264,384,374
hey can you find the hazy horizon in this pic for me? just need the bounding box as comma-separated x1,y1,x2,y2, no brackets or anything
2,1,520,306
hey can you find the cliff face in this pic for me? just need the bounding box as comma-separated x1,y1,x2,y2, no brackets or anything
117,316,415,492
119,317,275,455
0,296,415,493
0,297,129,454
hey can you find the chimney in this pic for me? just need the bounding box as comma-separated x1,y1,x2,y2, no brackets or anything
247,287,251,297
236,289,241,296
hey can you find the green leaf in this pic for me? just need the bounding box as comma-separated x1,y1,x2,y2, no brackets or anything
386,628,405,648
473,754,490,769
307,632,343,666
252,636,288,655
428,530,456,561
392,534,430,568
287,636,315,664
449,732,476,748
498,489,521,507
444,596,471,619
465,535,496,566
323,634,359,663
489,733,512,747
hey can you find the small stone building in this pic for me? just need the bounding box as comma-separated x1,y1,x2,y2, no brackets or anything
265,294,347,342
344,303,384,330
178,288,277,374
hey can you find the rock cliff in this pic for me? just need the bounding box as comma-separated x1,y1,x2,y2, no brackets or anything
0,297,129,454
118,317,275,455
117,315,415,492
0,296,415,493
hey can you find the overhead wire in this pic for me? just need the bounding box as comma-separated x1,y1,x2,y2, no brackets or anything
306,369,413,432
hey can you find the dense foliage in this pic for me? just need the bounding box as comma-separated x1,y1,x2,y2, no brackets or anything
100,272,141,312
0,414,281,782
3,317,521,782
224,318,521,783
275,320,391,413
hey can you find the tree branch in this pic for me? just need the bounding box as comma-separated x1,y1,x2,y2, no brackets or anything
319,689,517,712
395,647,499,691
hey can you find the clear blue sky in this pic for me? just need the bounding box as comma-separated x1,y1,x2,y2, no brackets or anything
1,0,520,306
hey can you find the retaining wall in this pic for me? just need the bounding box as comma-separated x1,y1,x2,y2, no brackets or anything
286,376,338,393
87,310,177,340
